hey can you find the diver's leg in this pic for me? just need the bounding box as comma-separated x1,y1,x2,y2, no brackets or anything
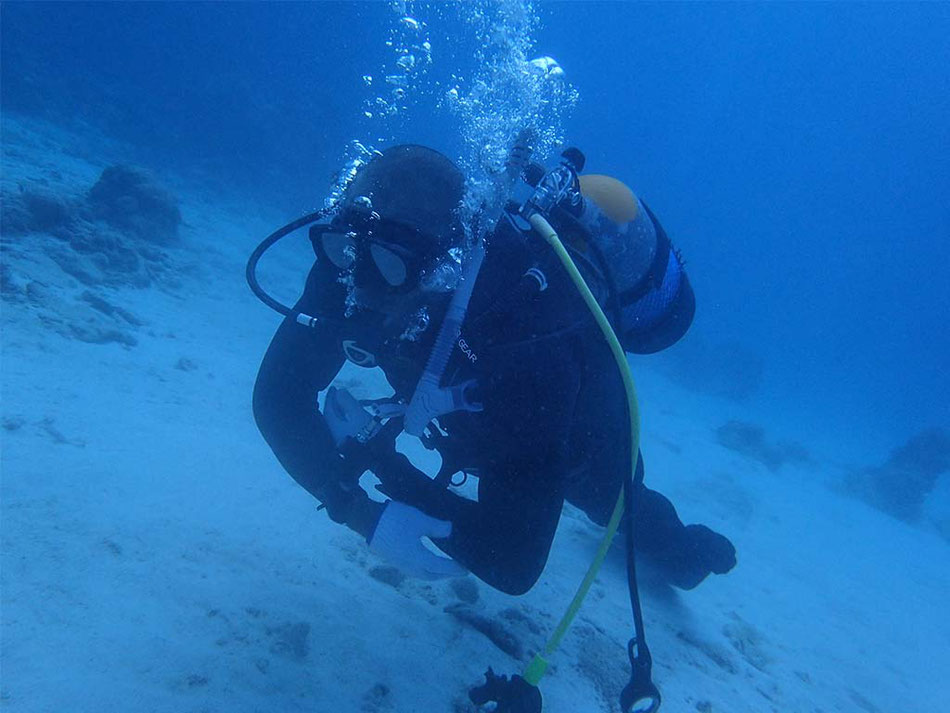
634,485,737,590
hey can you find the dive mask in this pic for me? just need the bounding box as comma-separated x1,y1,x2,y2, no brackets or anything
310,221,433,293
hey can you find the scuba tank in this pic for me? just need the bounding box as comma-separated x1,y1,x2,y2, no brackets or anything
526,149,694,356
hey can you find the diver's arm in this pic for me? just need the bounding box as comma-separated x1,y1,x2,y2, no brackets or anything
252,264,384,538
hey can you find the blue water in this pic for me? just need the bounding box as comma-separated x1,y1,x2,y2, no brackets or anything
5,1,945,457
2,1,949,709
551,3,950,457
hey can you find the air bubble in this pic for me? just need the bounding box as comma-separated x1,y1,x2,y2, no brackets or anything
400,16,421,32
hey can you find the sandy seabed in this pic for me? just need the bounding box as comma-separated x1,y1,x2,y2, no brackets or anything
2,114,947,713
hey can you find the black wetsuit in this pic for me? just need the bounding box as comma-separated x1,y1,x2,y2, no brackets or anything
253,217,734,594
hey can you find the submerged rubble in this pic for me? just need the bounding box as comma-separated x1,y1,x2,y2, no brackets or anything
1,162,186,347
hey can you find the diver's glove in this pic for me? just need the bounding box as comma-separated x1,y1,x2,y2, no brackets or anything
325,386,379,447
323,386,398,477
368,501,467,581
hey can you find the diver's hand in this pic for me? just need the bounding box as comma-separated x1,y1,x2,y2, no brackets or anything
324,386,399,477
368,501,467,580
324,386,376,447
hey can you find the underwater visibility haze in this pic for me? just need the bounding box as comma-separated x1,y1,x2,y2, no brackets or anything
2,2,948,712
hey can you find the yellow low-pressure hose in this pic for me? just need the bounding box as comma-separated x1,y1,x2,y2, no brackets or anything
522,213,642,687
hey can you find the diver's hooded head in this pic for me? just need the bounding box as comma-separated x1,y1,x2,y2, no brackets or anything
316,145,467,316
341,145,465,250
330,146,465,309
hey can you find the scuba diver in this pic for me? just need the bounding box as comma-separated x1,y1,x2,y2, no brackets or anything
251,144,737,595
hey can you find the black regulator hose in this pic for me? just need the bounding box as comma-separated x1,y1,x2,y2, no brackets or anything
620,458,661,713
245,208,332,320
